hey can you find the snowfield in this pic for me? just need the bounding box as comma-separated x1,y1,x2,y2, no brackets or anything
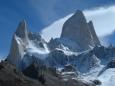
98,68,115,86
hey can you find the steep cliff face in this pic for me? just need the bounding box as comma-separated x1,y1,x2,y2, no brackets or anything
7,20,28,69
88,21,100,46
15,20,29,45
61,10,100,51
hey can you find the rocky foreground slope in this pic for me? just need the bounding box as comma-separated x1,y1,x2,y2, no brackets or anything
0,60,96,86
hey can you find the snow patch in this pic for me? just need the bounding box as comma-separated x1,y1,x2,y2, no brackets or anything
28,41,49,54
15,35,22,45
98,68,115,86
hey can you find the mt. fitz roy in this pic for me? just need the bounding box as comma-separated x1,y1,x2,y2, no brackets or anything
7,10,100,70
2,10,115,86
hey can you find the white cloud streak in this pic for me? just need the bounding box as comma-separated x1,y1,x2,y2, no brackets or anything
84,5,115,36
41,14,73,41
41,5,115,42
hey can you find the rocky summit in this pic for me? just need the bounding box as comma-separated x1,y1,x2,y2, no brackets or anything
61,10,100,51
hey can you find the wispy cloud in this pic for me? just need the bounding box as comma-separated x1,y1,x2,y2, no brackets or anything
84,5,115,36
41,14,73,42
41,5,115,42
84,6,115,17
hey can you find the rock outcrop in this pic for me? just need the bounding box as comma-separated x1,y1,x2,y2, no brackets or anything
88,21,100,45
15,20,29,45
7,35,25,69
61,10,100,51
107,60,115,68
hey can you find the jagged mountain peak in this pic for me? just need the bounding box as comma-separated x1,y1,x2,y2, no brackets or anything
7,20,49,70
7,20,31,70
72,10,86,22
88,21,100,45
15,20,28,40
60,10,100,51
61,10,87,35
75,10,83,14
3,9,115,86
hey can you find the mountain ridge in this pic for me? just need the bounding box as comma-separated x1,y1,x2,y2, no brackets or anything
1,10,115,86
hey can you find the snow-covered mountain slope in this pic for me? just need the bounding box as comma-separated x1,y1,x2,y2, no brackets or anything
98,68,115,86
46,45,115,72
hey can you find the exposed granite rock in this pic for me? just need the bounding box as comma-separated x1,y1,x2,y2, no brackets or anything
15,20,29,45
7,35,25,69
7,20,29,70
107,60,115,68
46,49,68,66
28,32,42,41
61,10,100,51
88,21,100,45
48,38,81,52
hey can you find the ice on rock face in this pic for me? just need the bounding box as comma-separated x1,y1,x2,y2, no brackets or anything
27,41,49,54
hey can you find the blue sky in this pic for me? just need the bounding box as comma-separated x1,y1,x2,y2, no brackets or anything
0,0,115,58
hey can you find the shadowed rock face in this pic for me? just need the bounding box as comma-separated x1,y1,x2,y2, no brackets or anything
7,20,29,70
7,35,25,69
61,10,100,51
0,61,43,86
107,60,115,68
88,21,100,46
